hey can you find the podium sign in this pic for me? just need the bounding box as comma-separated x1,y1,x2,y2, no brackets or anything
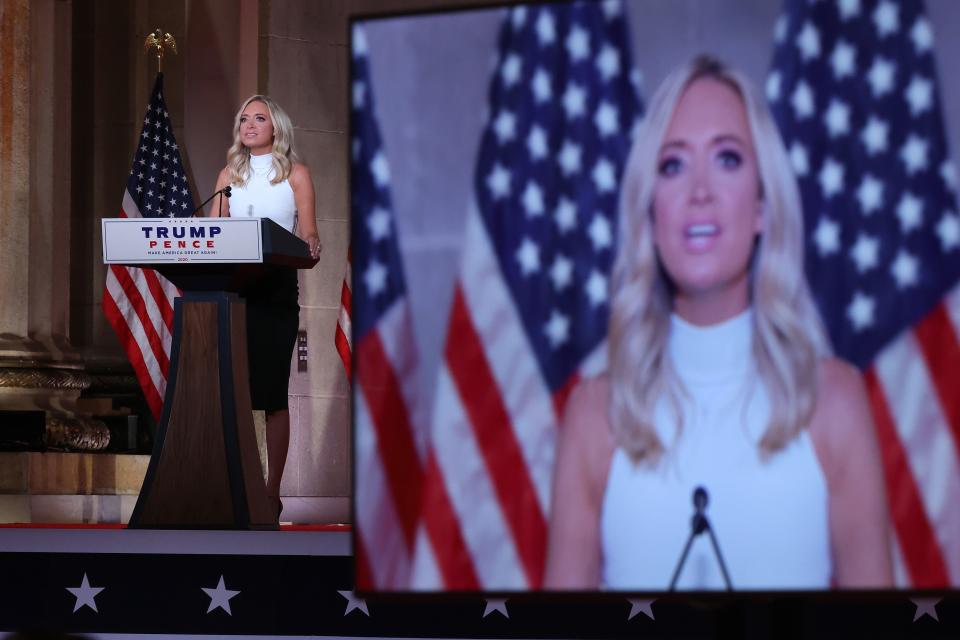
102,217,263,263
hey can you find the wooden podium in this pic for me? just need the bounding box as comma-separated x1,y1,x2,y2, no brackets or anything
102,217,317,529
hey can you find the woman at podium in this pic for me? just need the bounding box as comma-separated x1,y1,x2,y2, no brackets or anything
210,95,322,519
543,57,893,590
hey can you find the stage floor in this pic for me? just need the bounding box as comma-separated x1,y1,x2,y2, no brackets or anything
0,525,952,638
0,524,351,554
0,495,350,527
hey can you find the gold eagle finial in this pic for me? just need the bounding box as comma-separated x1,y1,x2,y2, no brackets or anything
144,29,178,73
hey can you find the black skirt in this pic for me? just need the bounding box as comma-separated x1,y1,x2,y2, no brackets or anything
242,267,300,412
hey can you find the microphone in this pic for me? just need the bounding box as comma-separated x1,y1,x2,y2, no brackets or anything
668,486,733,590
692,486,708,535
693,486,707,511
190,185,232,217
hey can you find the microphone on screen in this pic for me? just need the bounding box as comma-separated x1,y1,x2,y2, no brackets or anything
189,185,233,217
692,486,709,535
668,486,733,590
218,185,232,217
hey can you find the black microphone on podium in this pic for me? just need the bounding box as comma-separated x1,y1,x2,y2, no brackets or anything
668,485,733,590
189,185,232,217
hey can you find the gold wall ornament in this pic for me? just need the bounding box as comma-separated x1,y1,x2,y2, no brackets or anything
44,415,110,451
0,367,92,390
85,372,139,394
144,28,178,73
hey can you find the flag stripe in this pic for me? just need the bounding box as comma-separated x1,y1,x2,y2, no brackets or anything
409,528,442,588
445,285,547,587
340,282,352,315
864,368,950,587
337,251,353,379
355,386,413,589
873,313,960,584
419,451,482,589
355,535,375,592
356,328,423,552
913,303,960,462
375,302,428,464
109,264,171,374
430,366,526,588
127,265,176,354
106,265,170,397
102,278,165,418
340,260,353,314
335,325,351,380
140,266,176,333
355,299,429,589
889,538,910,588
876,317,960,571
120,190,142,219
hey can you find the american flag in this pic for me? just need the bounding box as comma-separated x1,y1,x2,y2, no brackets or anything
351,26,427,590
102,74,194,420
408,1,643,589
336,246,352,380
768,0,960,587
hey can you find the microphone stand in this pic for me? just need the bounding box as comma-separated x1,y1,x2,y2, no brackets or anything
668,486,733,591
189,185,232,217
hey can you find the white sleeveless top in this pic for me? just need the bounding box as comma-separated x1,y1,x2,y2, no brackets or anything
600,310,831,590
229,152,297,233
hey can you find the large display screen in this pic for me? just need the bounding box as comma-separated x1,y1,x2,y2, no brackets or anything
351,0,960,592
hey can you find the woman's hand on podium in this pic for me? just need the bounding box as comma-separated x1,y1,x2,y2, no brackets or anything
306,233,322,259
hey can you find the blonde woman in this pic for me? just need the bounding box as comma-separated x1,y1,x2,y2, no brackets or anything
543,57,892,590
211,95,321,520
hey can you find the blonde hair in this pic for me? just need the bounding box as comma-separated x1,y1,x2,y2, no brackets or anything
227,94,298,186
609,55,830,466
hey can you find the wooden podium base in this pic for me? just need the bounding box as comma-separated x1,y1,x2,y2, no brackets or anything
129,292,275,529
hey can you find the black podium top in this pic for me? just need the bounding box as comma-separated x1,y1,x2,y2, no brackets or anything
152,218,319,293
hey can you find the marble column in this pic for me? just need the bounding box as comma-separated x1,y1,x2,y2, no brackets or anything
0,0,106,450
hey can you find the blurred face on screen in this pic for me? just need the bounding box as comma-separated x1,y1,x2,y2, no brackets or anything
652,77,763,321
239,100,275,155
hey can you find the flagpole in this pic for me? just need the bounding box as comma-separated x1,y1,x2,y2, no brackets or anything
144,28,178,74
142,27,179,223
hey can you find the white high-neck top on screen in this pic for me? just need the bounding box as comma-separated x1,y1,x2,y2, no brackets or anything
229,152,297,233
600,310,831,590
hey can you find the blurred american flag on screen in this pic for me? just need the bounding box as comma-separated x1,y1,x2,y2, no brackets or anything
769,0,960,587
408,0,643,589
351,25,428,589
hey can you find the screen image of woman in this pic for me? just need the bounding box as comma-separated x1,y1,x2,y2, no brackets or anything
544,56,893,590
210,95,322,521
